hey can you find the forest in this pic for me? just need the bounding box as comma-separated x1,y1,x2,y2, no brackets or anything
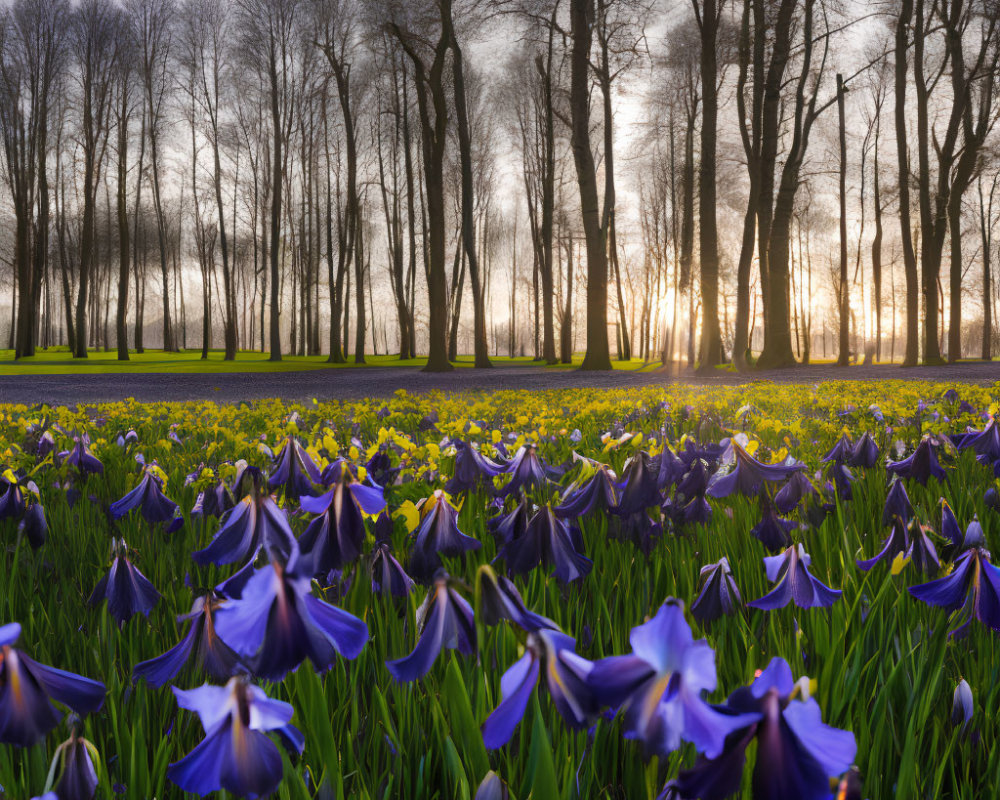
0,0,998,370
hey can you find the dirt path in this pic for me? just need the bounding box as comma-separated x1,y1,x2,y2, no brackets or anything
0,361,998,405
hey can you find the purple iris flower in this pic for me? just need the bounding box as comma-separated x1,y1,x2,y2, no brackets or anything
773,471,816,515
487,498,531,546
588,600,757,758
44,731,99,800
825,461,855,502
498,444,550,497
364,448,401,487
36,430,56,460
848,432,880,468
371,542,415,597
749,544,842,610
955,417,1000,463
882,479,914,527
750,498,796,552
952,678,974,729
610,511,663,555
445,440,506,494
298,463,386,576
887,438,946,485
664,460,713,528
192,467,296,567
408,491,482,582
268,435,321,500
987,486,1000,512
110,467,181,529
191,480,234,519
212,557,368,681
166,677,304,799
554,464,621,519
117,428,139,448
856,519,910,572
908,543,1000,637
317,457,358,485
88,539,161,626
63,436,103,476
476,565,559,632
0,470,27,520
656,446,687,490
0,622,105,746
707,443,803,499
691,558,742,624
667,657,856,800
386,574,475,682
677,459,711,497
678,439,726,469
861,517,940,576
475,771,510,800
616,452,663,515
820,435,853,465
940,499,977,556
497,504,592,584
20,502,47,549
907,523,943,575
132,591,242,688
665,495,713,528
481,628,597,749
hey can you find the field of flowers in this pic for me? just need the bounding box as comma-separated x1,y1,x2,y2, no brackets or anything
1,380,999,800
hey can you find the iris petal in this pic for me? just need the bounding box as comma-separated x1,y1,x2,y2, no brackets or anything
909,551,975,610
481,652,539,749
0,623,21,646
18,654,105,715
302,595,368,660
588,655,653,709
166,720,228,795
132,625,197,688
781,698,857,779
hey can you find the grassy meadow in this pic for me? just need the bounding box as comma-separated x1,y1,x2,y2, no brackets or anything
0,381,997,799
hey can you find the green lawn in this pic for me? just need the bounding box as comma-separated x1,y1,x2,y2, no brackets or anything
0,346,661,374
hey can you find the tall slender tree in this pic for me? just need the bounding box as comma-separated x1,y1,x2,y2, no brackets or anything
570,0,611,370
385,0,454,371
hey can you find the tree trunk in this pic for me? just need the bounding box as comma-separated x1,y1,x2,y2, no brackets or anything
981,176,994,360
391,20,453,372
116,86,130,361
872,134,884,361
570,0,611,370
451,33,491,368
893,0,920,365
695,0,723,368
561,235,574,364
268,42,283,361
837,74,849,366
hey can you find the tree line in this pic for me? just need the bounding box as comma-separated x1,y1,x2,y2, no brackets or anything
2,0,999,370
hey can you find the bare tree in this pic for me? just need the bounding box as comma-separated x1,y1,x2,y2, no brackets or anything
384,0,454,371
316,0,369,363
451,8,492,367
180,0,239,359
237,0,299,361
112,17,136,359
70,0,122,359
691,0,723,367
129,0,179,351
0,0,69,357
570,0,611,370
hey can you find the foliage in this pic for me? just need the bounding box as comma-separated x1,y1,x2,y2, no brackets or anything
1,380,998,798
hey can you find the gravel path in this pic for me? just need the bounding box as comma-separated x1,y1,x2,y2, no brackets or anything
1,361,999,405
